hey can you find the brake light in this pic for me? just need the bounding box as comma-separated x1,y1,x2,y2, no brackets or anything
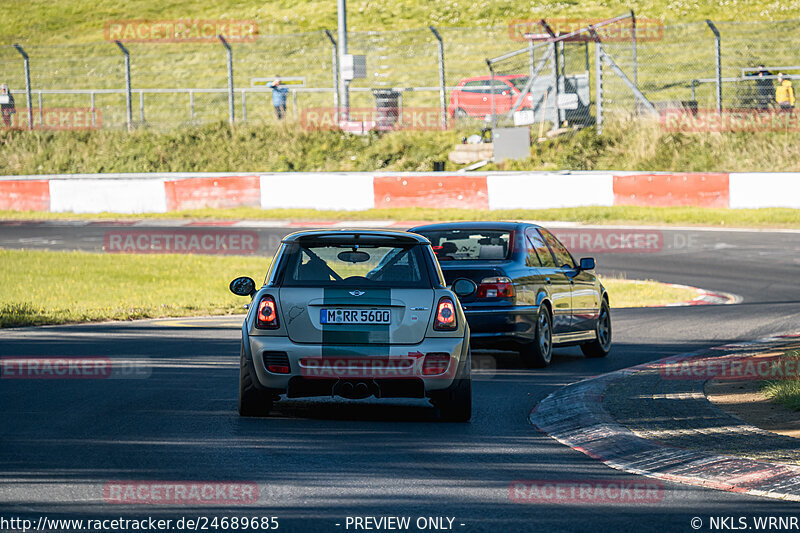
423,353,451,375
256,295,279,329
477,277,515,298
433,297,457,330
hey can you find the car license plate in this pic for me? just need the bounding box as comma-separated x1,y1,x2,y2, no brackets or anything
320,309,391,325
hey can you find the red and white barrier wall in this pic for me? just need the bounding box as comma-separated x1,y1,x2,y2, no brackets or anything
0,171,798,213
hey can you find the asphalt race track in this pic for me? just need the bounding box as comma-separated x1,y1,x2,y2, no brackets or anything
1,223,799,532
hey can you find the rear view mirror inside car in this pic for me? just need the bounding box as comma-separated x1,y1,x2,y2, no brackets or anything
337,250,371,263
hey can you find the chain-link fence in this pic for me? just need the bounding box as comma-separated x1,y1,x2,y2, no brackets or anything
485,36,594,133
603,19,800,115
0,25,518,130
2,18,800,132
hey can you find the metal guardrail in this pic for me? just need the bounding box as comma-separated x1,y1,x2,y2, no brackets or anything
741,65,800,76
689,74,800,100
5,85,464,128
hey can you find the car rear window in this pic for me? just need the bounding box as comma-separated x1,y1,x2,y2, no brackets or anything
509,77,529,91
415,230,512,261
279,241,431,287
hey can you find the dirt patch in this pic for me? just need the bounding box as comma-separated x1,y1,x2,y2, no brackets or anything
706,379,800,439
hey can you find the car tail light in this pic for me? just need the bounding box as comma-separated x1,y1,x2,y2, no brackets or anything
263,351,290,374
433,297,457,331
423,353,451,375
256,295,279,329
477,277,515,298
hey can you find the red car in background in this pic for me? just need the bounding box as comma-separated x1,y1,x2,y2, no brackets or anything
448,74,534,118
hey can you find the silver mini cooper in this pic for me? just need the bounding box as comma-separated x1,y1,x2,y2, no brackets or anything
229,230,476,421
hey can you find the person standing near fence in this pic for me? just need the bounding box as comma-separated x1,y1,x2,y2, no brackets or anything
775,73,795,113
270,78,289,120
0,84,16,127
752,65,774,110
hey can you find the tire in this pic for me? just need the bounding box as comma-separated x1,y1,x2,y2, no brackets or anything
520,306,553,368
454,107,468,119
581,299,612,358
432,349,472,422
436,379,472,422
238,344,273,417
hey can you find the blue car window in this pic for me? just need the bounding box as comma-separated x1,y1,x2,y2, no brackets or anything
525,235,542,267
539,229,576,268
417,230,511,261
528,231,556,267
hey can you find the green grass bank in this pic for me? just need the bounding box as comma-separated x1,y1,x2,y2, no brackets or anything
0,249,697,328
762,347,800,411
3,119,800,175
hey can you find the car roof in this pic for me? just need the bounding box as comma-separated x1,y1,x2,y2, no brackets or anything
281,228,430,244
409,221,540,232
458,74,526,82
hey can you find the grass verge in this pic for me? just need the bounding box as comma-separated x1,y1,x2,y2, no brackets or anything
2,205,800,228
0,249,698,327
4,119,800,175
762,347,800,411
602,278,697,308
0,249,267,327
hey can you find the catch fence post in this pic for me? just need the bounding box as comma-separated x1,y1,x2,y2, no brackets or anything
429,26,447,130
114,40,132,131
219,35,235,125
12,44,33,130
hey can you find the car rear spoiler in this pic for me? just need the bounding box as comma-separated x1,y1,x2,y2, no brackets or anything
287,233,427,246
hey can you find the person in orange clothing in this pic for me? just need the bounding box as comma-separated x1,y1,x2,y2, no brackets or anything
775,73,796,112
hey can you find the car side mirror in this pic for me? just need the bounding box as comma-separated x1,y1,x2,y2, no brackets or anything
579,257,595,271
452,278,478,298
230,276,256,297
